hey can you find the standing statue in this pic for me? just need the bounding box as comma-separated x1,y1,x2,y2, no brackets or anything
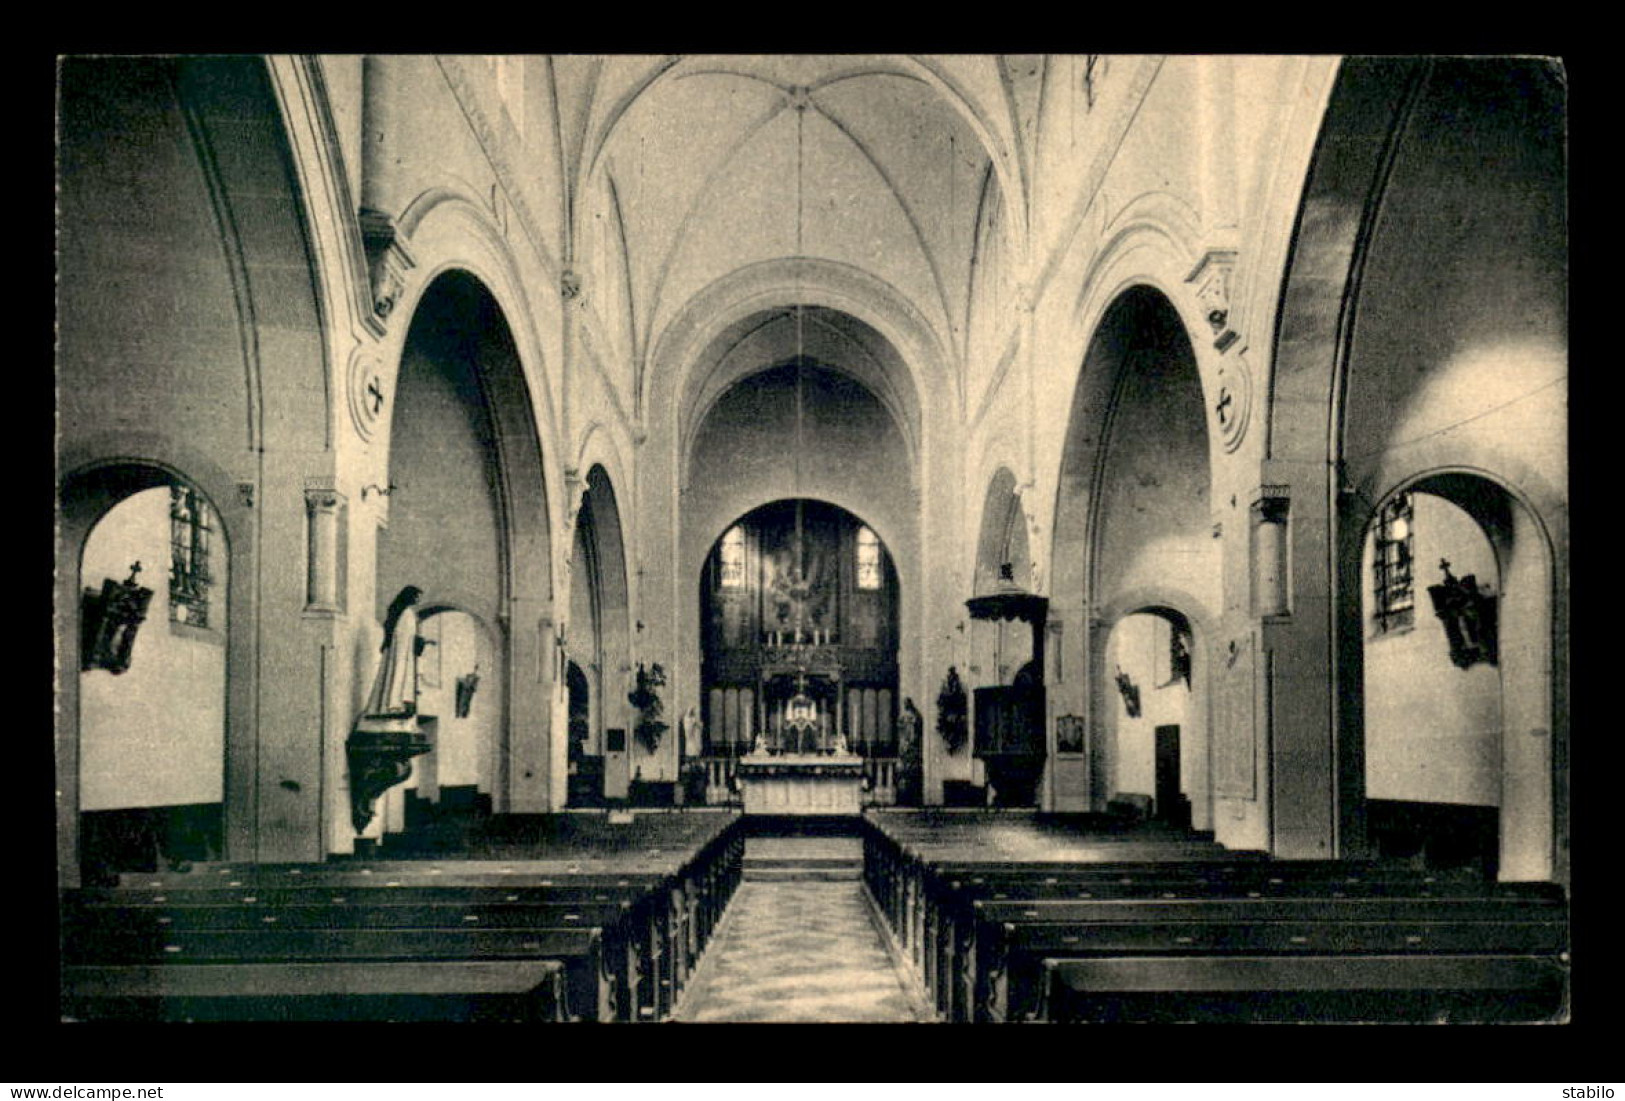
937,667,969,754
358,585,427,731
898,697,924,806
681,704,703,760
899,697,923,758
348,585,433,834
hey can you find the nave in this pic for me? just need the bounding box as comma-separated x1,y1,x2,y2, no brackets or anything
56,55,1568,1027
61,809,1567,1024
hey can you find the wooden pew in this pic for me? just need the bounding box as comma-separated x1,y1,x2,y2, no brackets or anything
86,880,705,1022
62,960,569,1022
121,865,679,889
862,814,1568,1026
870,827,1554,1016
861,819,1254,983
921,868,1563,1017
932,886,1564,1023
1040,954,1569,1023
63,926,611,1022
67,888,653,1022
79,884,656,905
972,898,1568,1022
71,815,749,1023
866,822,1564,1023
67,898,638,930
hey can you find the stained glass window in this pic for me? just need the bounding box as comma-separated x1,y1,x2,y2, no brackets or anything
719,526,745,588
170,484,214,628
1373,491,1414,633
856,526,882,590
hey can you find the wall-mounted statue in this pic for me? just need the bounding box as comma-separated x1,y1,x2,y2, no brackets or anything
937,667,969,754
454,667,481,718
1115,665,1142,717
1428,559,1499,670
348,585,433,834
629,662,669,754
81,562,153,675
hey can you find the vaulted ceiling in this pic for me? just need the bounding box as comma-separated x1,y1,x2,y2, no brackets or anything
551,55,1049,383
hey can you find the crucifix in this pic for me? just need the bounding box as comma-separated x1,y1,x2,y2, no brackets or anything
366,376,386,415
1215,386,1234,427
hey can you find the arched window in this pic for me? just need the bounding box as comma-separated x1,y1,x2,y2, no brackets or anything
1373,491,1414,633
719,526,746,588
856,526,882,590
169,483,215,628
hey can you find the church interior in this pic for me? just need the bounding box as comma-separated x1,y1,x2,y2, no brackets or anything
55,55,1569,1024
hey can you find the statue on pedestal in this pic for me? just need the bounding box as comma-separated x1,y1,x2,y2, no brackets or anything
360,585,426,730
899,696,924,806
348,585,433,834
681,704,703,759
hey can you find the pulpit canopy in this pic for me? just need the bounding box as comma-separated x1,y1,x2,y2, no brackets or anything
966,563,1049,625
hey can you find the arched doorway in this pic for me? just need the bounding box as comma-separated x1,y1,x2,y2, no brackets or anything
565,660,597,806
565,465,632,807
1355,474,1553,881
694,499,902,804
1101,609,1204,829
60,467,232,884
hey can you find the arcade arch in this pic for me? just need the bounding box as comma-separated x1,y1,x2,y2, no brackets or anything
564,465,633,806
1048,285,1215,817
377,269,553,823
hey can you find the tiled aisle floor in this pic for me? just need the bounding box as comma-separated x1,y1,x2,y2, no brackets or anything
674,878,930,1023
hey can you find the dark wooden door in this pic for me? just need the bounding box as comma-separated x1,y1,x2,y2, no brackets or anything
1154,725,1181,821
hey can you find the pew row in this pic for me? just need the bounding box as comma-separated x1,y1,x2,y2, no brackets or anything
859,812,1569,1024
63,925,611,1022
976,904,1567,1022
63,814,746,1022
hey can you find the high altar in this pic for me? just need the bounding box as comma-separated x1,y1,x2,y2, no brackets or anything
736,664,864,815
697,500,903,812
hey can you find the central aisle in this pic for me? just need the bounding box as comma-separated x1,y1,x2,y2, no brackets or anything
673,837,931,1023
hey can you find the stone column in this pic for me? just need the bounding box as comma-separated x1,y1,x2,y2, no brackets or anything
304,487,343,612
1250,489,1290,618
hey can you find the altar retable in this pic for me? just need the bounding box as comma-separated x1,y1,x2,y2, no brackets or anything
736,675,864,815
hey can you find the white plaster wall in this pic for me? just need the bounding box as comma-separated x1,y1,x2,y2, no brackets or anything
80,489,226,810
1105,613,1191,801
1362,493,1502,807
